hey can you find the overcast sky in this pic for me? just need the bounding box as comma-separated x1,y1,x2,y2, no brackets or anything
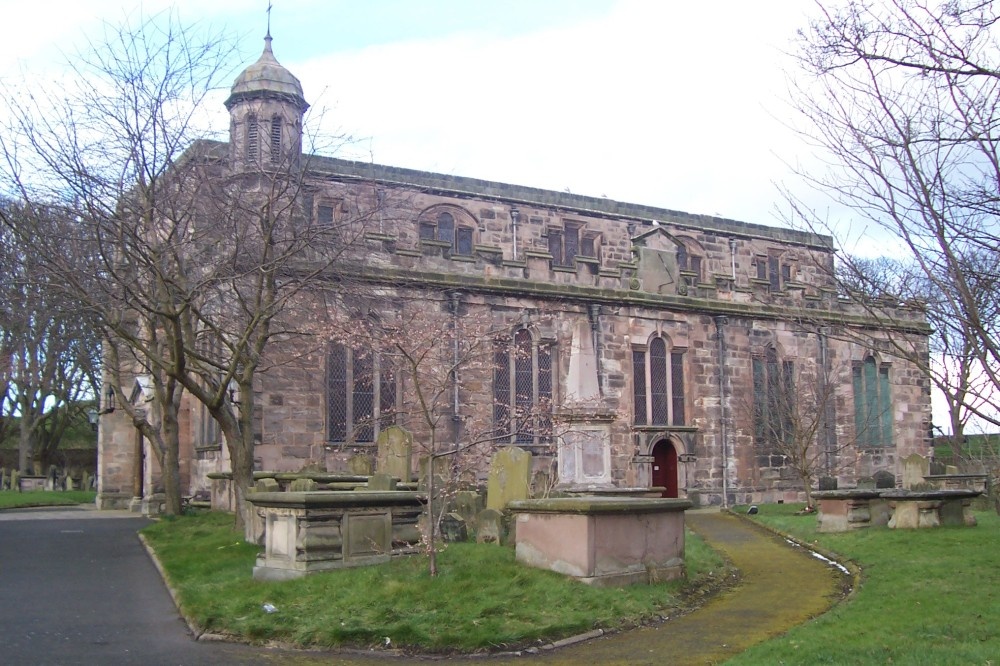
3,0,821,231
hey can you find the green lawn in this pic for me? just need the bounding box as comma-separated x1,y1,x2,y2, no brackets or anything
731,503,1000,665
141,512,728,652
0,490,96,509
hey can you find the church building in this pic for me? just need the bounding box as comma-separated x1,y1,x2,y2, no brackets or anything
96,35,932,512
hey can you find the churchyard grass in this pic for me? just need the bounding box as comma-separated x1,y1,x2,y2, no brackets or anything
731,503,1000,665
0,490,96,509
141,511,727,652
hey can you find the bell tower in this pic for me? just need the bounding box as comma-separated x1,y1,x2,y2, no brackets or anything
224,30,309,169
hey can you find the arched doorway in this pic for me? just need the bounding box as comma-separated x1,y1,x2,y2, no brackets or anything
651,439,679,498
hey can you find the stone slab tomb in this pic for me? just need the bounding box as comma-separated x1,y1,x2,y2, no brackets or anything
509,496,692,587
247,491,424,580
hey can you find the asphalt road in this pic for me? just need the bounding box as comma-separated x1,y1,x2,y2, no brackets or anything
0,506,278,666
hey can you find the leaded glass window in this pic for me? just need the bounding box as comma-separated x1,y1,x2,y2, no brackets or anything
853,356,893,447
632,335,685,426
493,329,553,445
327,343,397,444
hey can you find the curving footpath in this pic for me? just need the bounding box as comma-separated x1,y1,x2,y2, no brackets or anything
505,509,845,666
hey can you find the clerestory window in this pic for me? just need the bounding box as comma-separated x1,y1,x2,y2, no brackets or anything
419,211,474,256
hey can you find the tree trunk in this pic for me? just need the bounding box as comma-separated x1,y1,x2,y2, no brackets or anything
18,410,33,473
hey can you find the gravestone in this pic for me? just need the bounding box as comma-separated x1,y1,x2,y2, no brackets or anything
418,456,451,492
486,447,532,511
476,508,504,544
818,476,838,491
289,478,318,492
452,490,484,529
367,473,397,491
929,460,946,475
856,476,876,490
347,454,373,476
255,477,280,493
11,469,20,492
902,454,929,489
376,426,412,482
441,513,468,542
873,470,896,489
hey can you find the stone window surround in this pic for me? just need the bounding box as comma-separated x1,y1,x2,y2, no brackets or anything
632,333,686,427
493,327,555,447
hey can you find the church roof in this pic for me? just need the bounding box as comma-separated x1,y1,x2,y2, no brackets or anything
225,34,308,111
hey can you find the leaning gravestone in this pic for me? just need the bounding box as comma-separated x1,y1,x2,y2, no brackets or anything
486,447,532,511
376,426,412,483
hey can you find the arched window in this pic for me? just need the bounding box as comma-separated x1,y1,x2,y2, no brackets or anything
633,335,685,426
752,346,794,461
493,329,552,445
419,210,474,256
327,343,398,444
853,355,892,447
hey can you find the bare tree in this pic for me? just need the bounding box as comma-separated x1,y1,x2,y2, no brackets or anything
784,0,1000,434
322,291,559,575
0,202,100,472
1,13,376,527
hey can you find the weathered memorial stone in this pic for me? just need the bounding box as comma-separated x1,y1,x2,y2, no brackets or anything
376,426,412,482
418,456,450,492
289,478,318,492
476,508,504,543
452,490,484,529
902,453,930,489
856,476,876,490
486,447,531,511
441,512,468,542
818,476,838,491
256,477,280,493
873,470,896,489
367,473,397,491
347,454,373,476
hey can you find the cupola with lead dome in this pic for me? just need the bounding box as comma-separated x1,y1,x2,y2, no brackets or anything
225,31,309,168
